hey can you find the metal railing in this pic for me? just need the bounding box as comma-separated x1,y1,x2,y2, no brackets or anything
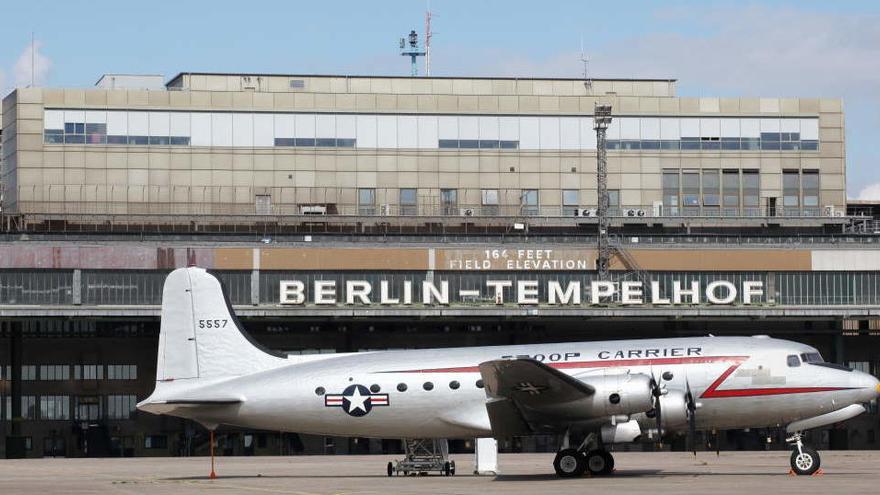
6,200,852,220
3,185,851,220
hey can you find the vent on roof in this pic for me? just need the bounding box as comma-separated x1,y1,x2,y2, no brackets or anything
289,79,305,89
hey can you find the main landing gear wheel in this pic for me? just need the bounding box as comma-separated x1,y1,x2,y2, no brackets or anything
553,448,586,477
585,449,615,476
790,446,821,476
443,460,456,476
387,461,394,477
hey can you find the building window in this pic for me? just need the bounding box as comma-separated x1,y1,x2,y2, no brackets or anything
74,364,104,380
440,189,458,215
21,365,36,381
3,396,11,421
802,170,819,215
75,396,102,421
848,361,871,374
144,435,168,449
107,395,138,420
40,395,70,420
607,190,620,216
722,170,740,216
782,170,800,215
39,365,70,381
562,189,579,216
21,396,36,420
481,189,499,216
107,365,137,380
358,188,376,216
399,188,417,216
521,189,538,216
682,171,700,214
662,170,680,216
702,170,720,212
742,170,760,216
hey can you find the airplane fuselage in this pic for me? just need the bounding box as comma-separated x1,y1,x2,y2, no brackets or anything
148,336,878,439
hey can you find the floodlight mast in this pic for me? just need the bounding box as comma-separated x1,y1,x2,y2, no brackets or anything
593,104,613,279
400,30,426,76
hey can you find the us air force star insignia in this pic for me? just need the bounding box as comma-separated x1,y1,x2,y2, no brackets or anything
514,381,549,395
324,384,390,417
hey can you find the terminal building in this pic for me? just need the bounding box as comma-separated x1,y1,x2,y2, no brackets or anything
0,72,878,458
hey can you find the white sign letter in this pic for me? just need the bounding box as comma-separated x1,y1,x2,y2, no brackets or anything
706,280,737,304
743,280,764,305
673,280,700,304
314,280,337,305
380,280,399,304
422,280,449,305
650,281,671,305
517,280,539,304
403,280,413,305
486,280,513,304
591,281,615,304
345,280,372,305
548,281,581,305
279,281,305,304
621,281,643,304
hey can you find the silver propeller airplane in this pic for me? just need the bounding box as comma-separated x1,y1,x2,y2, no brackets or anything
139,267,880,477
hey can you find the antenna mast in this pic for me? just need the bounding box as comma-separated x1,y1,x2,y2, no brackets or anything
580,37,592,93
425,7,433,76
31,32,35,87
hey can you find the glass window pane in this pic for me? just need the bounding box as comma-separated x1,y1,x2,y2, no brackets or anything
399,188,417,204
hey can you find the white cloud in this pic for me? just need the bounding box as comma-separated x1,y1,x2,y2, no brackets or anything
13,40,52,88
856,183,880,201
448,6,880,99
431,5,880,197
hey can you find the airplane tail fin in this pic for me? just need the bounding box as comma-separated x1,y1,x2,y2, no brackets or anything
156,267,288,383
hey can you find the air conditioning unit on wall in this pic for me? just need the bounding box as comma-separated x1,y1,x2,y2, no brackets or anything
576,208,597,217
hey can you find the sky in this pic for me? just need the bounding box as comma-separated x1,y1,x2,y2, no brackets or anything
1,0,878,198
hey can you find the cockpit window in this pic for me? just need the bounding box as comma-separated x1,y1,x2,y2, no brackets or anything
786,355,801,367
800,352,824,363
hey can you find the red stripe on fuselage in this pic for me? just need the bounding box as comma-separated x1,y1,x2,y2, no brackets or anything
703,386,851,397
698,361,852,398
382,355,748,374
380,355,852,399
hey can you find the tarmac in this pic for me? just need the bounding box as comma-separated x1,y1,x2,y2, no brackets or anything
1,451,878,495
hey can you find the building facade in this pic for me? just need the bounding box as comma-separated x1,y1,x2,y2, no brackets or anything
1,73,845,220
0,73,877,459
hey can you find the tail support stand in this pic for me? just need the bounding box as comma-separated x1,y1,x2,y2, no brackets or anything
209,430,217,480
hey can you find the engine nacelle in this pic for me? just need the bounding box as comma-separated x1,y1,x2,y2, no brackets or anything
601,419,642,444
583,373,654,416
654,390,689,431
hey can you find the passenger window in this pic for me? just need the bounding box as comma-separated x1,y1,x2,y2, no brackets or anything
787,355,800,367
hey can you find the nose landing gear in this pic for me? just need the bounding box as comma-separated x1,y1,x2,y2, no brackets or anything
786,432,821,476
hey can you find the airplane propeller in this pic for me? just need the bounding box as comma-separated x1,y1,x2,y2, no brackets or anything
649,373,665,446
685,381,697,456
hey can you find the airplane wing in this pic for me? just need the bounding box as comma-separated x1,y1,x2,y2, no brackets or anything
478,359,597,437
